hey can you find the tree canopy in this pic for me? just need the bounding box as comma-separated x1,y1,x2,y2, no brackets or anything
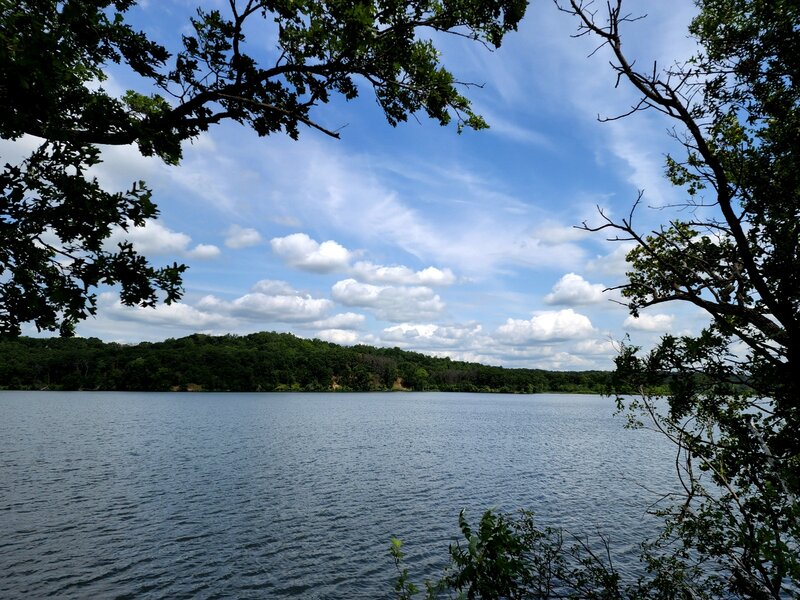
0,0,526,336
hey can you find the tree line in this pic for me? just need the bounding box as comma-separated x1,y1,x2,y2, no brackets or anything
0,332,615,394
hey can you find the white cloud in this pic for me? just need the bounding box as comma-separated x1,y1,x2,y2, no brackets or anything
311,312,366,330
606,124,672,206
108,219,218,260
534,351,597,371
373,322,614,369
196,280,333,323
624,313,674,332
574,338,618,356
531,221,591,246
90,143,168,194
381,323,482,347
237,135,588,276
473,104,552,147
585,243,637,279
188,243,221,259
225,225,263,248
95,279,336,335
272,215,302,227
0,135,48,165
331,278,445,322
168,148,255,214
495,309,595,344
102,295,235,329
350,262,456,286
315,329,361,345
251,279,297,295
110,220,190,254
382,323,440,341
544,273,607,306
271,233,352,273
198,292,332,323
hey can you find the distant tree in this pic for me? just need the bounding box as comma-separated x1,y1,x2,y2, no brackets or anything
0,0,526,336
408,366,430,390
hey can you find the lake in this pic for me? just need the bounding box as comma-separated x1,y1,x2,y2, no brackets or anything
0,392,677,598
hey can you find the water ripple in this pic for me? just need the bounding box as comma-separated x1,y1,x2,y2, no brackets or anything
0,391,677,598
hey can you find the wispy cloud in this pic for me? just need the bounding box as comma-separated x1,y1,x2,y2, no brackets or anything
225,225,263,249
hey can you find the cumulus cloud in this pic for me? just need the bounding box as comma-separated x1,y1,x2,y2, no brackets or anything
544,273,607,306
271,233,351,273
331,279,445,322
624,313,674,332
194,280,333,323
198,292,332,323
251,279,297,295
373,322,614,369
350,262,456,286
269,235,457,286
315,329,361,345
311,312,366,330
534,352,597,371
381,323,482,347
495,309,595,344
111,220,189,254
101,295,235,329
108,219,220,260
97,279,336,334
382,323,440,341
188,244,221,259
225,225,263,248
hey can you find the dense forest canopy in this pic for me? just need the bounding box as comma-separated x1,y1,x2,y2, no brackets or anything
0,332,613,393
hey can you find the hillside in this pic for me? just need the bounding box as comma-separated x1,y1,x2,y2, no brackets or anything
0,332,614,393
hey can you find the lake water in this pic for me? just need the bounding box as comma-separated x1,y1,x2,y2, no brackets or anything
0,392,677,599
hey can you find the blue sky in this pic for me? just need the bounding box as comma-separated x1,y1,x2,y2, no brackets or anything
10,0,714,370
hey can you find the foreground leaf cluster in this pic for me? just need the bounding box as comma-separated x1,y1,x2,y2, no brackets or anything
393,509,733,600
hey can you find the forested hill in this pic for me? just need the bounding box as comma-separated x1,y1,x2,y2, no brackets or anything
0,332,613,393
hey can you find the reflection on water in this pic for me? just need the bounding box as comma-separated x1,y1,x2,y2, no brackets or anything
0,391,677,598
